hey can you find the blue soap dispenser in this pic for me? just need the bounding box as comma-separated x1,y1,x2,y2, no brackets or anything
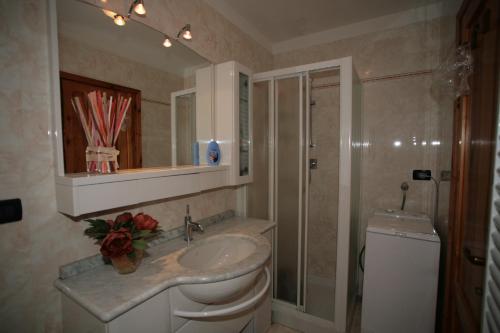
206,140,221,166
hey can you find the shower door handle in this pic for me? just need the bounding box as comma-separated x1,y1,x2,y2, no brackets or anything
308,159,317,185
309,159,318,169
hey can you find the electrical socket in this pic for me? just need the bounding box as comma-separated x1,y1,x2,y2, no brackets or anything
413,170,432,181
0,199,22,224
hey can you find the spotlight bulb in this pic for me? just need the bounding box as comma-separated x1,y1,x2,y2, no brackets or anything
134,1,146,15
163,37,172,48
102,9,117,19
182,29,192,40
114,15,126,26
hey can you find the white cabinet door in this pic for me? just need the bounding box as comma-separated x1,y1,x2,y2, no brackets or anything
215,61,253,186
108,290,171,333
62,290,171,333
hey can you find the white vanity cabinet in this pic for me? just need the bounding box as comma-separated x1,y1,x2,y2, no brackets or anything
254,230,273,333
60,227,274,333
61,290,171,333
215,61,253,186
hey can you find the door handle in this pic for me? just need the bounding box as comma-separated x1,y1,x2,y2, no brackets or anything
463,247,485,266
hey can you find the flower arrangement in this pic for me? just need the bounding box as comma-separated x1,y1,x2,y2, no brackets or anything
71,90,132,173
84,212,162,274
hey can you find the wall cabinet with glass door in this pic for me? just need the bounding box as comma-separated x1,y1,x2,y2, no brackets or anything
215,61,253,186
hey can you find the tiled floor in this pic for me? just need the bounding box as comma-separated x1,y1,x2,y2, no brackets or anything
266,324,302,333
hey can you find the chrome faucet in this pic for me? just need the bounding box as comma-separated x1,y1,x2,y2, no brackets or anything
184,205,203,245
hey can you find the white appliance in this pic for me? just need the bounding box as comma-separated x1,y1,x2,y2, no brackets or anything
361,210,440,333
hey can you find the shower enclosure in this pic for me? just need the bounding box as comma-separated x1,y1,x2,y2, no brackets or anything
247,57,361,333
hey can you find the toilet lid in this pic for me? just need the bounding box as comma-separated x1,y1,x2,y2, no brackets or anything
373,209,430,222
367,213,439,242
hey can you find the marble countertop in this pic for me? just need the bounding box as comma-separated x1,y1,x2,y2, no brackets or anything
54,217,275,323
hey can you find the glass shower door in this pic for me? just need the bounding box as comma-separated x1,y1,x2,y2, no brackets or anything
275,76,303,305
304,68,340,321
272,70,340,318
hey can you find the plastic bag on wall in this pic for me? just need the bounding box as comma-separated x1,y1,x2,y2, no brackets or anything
434,44,473,99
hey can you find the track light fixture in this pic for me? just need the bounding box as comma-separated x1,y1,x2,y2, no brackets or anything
113,14,126,26
100,4,193,47
163,36,172,48
103,0,147,26
103,9,127,26
102,9,117,19
128,0,146,17
177,24,192,40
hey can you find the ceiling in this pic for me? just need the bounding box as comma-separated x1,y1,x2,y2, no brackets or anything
205,0,444,52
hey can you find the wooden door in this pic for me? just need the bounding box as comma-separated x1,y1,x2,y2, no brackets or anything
60,72,142,173
444,0,500,332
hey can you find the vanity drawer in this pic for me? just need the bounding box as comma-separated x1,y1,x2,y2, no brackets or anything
61,291,170,333
171,286,254,333
199,170,228,191
58,173,200,216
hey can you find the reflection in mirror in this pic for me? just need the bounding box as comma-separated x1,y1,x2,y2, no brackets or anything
172,89,197,166
56,0,210,174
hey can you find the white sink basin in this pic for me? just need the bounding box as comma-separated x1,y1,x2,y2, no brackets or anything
177,234,267,304
179,234,257,270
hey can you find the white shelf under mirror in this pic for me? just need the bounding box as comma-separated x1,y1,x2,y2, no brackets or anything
55,166,229,216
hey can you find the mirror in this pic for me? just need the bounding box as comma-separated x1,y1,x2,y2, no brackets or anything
56,0,211,174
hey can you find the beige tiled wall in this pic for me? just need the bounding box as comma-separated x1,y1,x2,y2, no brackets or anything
0,1,272,332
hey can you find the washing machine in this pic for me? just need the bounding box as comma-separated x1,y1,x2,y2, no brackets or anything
361,209,440,333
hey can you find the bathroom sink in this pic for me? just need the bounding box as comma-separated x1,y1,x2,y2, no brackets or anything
179,234,257,270
177,234,268,304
